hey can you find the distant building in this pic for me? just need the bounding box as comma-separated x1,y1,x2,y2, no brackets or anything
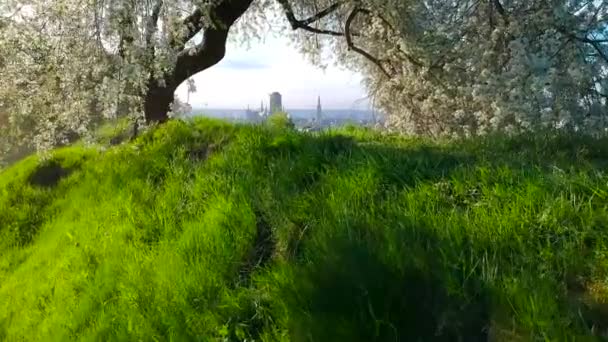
316,96,323,122
242,91,286,124
245,105,263,123
269,92,283,114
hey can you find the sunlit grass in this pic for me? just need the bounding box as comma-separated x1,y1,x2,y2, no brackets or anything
1,118,608,340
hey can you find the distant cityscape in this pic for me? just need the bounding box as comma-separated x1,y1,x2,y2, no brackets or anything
187,91,384,131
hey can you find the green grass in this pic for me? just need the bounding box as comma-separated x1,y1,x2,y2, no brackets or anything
89,116,134,145
1,118,608,341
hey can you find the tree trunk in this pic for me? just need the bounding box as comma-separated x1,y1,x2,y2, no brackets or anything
144,80,175,123
141,0,255,124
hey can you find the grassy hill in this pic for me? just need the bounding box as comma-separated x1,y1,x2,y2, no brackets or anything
2,118,608,340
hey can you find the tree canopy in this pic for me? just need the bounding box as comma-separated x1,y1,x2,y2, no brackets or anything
1,0,608,152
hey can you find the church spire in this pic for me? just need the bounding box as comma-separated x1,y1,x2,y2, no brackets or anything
316,95,322,121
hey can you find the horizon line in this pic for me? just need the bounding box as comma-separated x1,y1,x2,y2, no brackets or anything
190,107,374,111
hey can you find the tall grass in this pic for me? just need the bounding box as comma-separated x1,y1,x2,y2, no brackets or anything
1,118,608,340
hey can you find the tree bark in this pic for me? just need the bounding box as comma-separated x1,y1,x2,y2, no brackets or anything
144,80,175,123
143,0,254,124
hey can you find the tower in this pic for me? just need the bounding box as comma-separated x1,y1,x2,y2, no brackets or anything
269,92,282,114
316,95,323,122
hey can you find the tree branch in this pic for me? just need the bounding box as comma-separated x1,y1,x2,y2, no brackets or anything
173,29,228,86
276,0,346,36
345,7,391,78
573,35,608,44
492,0,507,18
557,27,608,63
117,1,136,58
145,0,163,49
487,0,508,26
300,1,345,26
146,0,163,57
169,8,205,50
170,0,254,87
144,0,254,122
588,40,608,63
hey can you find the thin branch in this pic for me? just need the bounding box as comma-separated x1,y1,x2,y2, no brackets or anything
587,38,608,43
575,35,608,44
300,1,344,26
557,28,608,63
276,0,346,36
0,4,24,20
589,40,608,63
345,7,391,78
92,0,104,50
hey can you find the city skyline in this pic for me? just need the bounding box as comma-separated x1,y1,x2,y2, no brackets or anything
193,93,364,111
175,35,370,110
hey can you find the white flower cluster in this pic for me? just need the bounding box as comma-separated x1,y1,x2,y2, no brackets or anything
344,0,608,137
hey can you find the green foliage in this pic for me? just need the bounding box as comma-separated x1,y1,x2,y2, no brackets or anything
1,118,608,340
266,111,295,130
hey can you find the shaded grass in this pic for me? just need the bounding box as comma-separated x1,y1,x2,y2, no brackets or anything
91,117,134,146
1,118,608,340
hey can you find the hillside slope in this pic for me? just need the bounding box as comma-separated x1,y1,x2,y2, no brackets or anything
2,119,608,340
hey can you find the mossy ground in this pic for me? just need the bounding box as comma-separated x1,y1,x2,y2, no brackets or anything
2,118,608,340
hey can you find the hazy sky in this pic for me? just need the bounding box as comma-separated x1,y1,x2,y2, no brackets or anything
174,35,369,110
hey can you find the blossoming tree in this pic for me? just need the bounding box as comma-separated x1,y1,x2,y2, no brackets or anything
348,1,608,137
1,0,607,153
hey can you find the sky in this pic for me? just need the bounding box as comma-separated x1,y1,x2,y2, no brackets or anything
174,35,370,110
